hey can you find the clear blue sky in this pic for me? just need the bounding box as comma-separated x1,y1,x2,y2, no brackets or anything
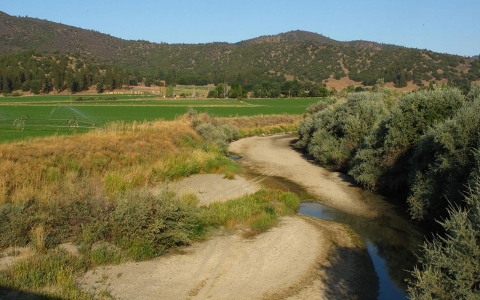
1,0,479,56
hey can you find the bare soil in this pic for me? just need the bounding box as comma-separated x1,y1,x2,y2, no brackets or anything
168,174,261,206
78,134,379,299
229,134,380,218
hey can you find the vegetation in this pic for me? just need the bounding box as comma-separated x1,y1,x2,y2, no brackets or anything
2,10,480,298
350,87,465,193
408,158,480,299
297,85,397,170
0,113,301,298
297,84,480,298
0,51,129,95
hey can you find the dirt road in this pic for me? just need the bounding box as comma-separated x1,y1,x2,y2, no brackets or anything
79,134,377,299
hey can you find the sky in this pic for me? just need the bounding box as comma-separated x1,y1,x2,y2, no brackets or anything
1,0,479,57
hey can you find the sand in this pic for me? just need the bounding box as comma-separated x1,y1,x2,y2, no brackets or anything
78,134,378,299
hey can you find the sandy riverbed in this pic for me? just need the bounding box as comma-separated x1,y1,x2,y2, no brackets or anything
78,134,378,299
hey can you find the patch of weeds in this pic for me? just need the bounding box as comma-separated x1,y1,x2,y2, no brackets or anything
90,244,126,266
201,189,300,234
0,249,91,299
223,162,241,180
99,289,114,299
127,239,155,261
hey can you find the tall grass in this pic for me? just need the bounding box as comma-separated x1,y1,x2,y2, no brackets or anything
0,112,303,298
0,119,232,205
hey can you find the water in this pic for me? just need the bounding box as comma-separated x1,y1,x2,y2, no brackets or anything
47,105,97,126
299,201,422,300
64,106,95,123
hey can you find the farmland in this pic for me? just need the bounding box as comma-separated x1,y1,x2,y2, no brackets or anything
0,95,321,143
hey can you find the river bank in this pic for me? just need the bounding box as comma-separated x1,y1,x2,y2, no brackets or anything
78,134,406,299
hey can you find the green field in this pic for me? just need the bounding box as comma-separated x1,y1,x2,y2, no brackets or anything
0,95,322,142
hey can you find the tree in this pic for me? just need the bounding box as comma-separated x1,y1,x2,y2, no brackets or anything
96,83,104,94
166,84,174,98
228,83,244,99
215,83,225,98
281,80,304,97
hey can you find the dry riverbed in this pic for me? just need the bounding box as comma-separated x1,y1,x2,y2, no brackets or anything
78,134,378,299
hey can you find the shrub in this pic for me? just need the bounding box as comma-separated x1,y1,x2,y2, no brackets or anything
407,96,480,221
195,121,239,154
109,189,204,258
300,91,391,170
408,162,480,299
350,87,466,192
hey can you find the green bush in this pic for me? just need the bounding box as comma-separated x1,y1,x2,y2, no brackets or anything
407,97,480,220
408,161,480,299
350,87,466,192
195,121,240,154
110,189,203,258
300,91,391,170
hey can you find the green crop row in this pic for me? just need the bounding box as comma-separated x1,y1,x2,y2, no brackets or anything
0,97,321,143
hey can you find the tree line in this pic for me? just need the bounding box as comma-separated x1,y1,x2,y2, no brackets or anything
0,51,129,95
2,50,479,100
297,82,480,298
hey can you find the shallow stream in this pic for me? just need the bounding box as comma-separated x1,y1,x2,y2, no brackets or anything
299,201,422,300
249,172,423,300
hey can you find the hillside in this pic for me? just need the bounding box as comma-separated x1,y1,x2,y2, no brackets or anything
0,11,479,93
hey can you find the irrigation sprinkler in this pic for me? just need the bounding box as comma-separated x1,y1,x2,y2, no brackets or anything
13,118,25,131
67,117,79,129
0,115,97,133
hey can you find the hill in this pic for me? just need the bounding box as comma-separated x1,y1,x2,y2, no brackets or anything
235,30,339,46
0,11,479,93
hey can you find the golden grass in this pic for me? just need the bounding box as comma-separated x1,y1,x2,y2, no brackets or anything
0,113,302,205
0,119,204,204
185,113,301,137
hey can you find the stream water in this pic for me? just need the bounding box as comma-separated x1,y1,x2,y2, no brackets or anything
299,201,423,300
237,155,424,299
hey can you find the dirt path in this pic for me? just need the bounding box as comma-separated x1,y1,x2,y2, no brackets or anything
78,134,378,299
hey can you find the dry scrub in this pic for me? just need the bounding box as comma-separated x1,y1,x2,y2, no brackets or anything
0,113,305,299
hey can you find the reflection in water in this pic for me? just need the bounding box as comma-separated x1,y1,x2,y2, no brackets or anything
299,202,423,300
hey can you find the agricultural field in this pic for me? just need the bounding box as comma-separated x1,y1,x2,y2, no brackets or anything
0,95,322,143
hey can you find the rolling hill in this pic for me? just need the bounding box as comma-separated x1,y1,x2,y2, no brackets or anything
0,11,479,93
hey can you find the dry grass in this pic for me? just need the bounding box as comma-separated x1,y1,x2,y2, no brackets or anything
0,113,301,205
0,119,221,205
185,113,301,137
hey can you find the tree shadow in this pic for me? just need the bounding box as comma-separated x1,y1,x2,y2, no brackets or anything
0,286,63,300
318,243,379,300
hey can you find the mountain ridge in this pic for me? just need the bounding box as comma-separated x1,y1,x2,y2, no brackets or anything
0,11,478,92
0,11,422,54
